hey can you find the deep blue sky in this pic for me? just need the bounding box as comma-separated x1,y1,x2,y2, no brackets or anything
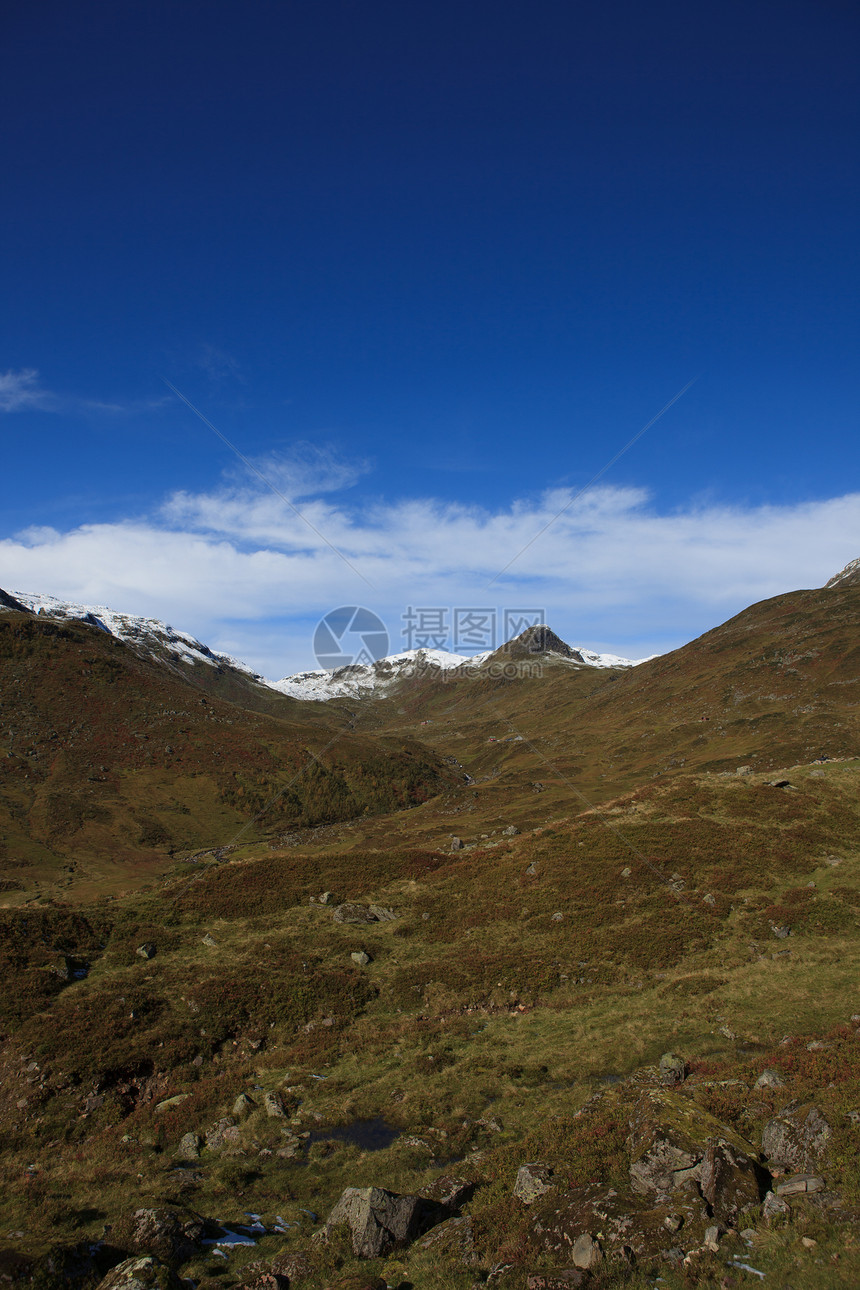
1,1,858,672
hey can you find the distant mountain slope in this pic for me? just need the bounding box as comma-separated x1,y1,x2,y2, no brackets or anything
0,605,459,902
274,630,644,700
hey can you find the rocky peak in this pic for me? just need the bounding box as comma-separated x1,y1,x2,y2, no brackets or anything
825,557,860,589
495,624,585,663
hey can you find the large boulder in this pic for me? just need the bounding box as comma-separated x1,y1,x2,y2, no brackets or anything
761,1104,831,1172
324,1186,441,1258
96,1256,183,1290
125,1209,203,1265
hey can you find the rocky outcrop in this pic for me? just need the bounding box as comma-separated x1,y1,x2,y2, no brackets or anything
125,1209,203,1265
628,1089,764,1218
324,1186,445,1258
761,1103,831,1172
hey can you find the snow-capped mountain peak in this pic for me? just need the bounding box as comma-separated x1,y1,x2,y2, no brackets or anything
5,590,267,683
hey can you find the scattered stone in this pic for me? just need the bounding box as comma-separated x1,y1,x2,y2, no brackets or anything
232,1093,256,1118
703,1225,721,1252
770,924,791,939
703,893,716,906
420,1175,477,1211
808,769,825,779
762,1104,831,1171
264,1091,286,1118
620,866,632,877
775,1174,825,1196
201,933,218,948
526,863,538,876
324,1186,439,1258
451,837,463,852
319,891,332,904
204,1117,235,1150
663,1215,682,1232
551,911,564,922
351,951,371,966
368,904,398,921
502,824,520,836
658,1052,686,1086
154,1094,189,1114
514,1163,555,1204
755,1070,786,1090
332,904,378,924
736,766,752,776
95,1255,182,1290
136,943,157,960
801,1235,818,1248
825,855,843,866
762,1190,790,1221
570,1233,602,1270
176,1132,202,1159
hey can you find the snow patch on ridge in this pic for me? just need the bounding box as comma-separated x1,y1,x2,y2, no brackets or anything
273,641,646,701
9,590,267,682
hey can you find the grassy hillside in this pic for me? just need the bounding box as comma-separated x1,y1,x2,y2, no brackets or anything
2,585,860,1288
0,610,458,904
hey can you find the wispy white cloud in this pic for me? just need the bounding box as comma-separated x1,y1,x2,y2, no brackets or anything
2,467,858,679
0,366,170,416
0,368,54,412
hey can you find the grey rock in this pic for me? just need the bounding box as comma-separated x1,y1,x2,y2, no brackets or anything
319,891,332,904
526,863,538,876
775,1174,825,1196
176,1132,202,1159
136,943,156,960
703,1225,721,1252
204,1117,235,1150
658,1052,686,1086
514,1163,555,1204
703,893,716,906
420,1174,476,1211
771,924,791,939
332,903,378,924
232,1093,256,1118
762,1190,790,1221
417,1215,478,1265
351,951,371,966
324,1185,431,1258
755,1069,786,1090
761,1104,831,1171
620,866,632,878
264,1091,286,1118
201,933,217,948
127,1208,203,1265
571,1233,602,1270
551,911,564,922
699,1138,764,1225
368,904,398,921
450,836,463,851
502,825,520,836
95,1255,182,1290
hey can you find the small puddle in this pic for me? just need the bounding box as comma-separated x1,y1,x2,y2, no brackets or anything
306,1116,400,1153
